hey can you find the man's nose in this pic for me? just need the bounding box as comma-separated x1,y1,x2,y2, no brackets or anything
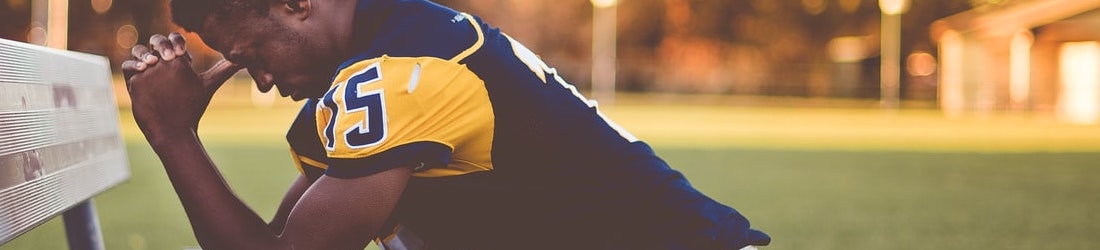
249,69,275,93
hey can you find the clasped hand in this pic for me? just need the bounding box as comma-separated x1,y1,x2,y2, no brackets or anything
121,33,242,144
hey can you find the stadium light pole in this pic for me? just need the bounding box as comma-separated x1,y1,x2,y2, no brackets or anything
879,0,908,109
591,0,618,105
30,0,68,49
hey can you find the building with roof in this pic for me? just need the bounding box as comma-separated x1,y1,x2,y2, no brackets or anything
932,0,1100,124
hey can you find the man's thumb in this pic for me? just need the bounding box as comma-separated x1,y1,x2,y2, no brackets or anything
201,59,243,91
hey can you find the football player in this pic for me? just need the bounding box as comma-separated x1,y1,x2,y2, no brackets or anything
122,0,771,249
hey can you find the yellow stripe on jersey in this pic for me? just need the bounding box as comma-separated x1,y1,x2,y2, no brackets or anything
317,56,495,178
451,13,483,63
290,148,306,175
300,155,329,170
290,148,328,175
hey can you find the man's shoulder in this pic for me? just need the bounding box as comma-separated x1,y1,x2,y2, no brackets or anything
351,1,484,63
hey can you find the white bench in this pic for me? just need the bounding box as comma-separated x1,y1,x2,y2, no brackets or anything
0,38,130,250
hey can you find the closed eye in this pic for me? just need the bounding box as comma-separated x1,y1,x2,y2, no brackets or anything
227,56,255,67
225,50,258,67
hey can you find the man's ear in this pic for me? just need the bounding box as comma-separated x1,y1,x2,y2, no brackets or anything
277,0,311,19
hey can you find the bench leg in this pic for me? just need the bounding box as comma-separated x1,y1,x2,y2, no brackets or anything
62,200,105,250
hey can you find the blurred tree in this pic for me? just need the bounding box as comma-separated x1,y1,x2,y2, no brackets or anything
0,0,977,99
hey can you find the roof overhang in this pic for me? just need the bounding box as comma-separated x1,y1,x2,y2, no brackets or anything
931,0,1100,42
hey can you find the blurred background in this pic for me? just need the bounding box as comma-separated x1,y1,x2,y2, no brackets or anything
6,0,958,102
8,0,1100,120
3,0,1100,249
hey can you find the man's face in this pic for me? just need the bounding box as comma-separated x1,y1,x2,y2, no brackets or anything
198,11,338,101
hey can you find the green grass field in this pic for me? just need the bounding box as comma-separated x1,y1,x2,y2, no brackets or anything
4,96,1100,249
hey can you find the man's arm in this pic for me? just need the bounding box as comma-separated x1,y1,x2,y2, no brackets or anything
151,136,410,249
268,175,311,234
123,34,408,249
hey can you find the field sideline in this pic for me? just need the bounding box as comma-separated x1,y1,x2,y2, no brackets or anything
3,97,1099,249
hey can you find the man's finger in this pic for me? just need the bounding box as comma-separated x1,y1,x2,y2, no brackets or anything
120,60,147,87
120,60,147,73
131,45,158,65
200,59,244,91
169,32,188,57
149,34,176,61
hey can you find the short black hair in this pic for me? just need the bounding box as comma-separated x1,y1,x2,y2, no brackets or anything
170,0,271,32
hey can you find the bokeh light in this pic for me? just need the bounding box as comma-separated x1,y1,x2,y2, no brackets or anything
802,0,827,15
590,0,616,8
115,24,138,49
906,51,937,77
839,0,861,13
6,0,28,11
91,0,112,14
879,0,910,15
827,36,871,63
27,22,47,45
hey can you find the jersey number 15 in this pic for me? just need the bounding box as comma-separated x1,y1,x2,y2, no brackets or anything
320,64,388,151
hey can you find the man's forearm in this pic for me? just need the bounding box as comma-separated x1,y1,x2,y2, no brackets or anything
149,132,284,249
